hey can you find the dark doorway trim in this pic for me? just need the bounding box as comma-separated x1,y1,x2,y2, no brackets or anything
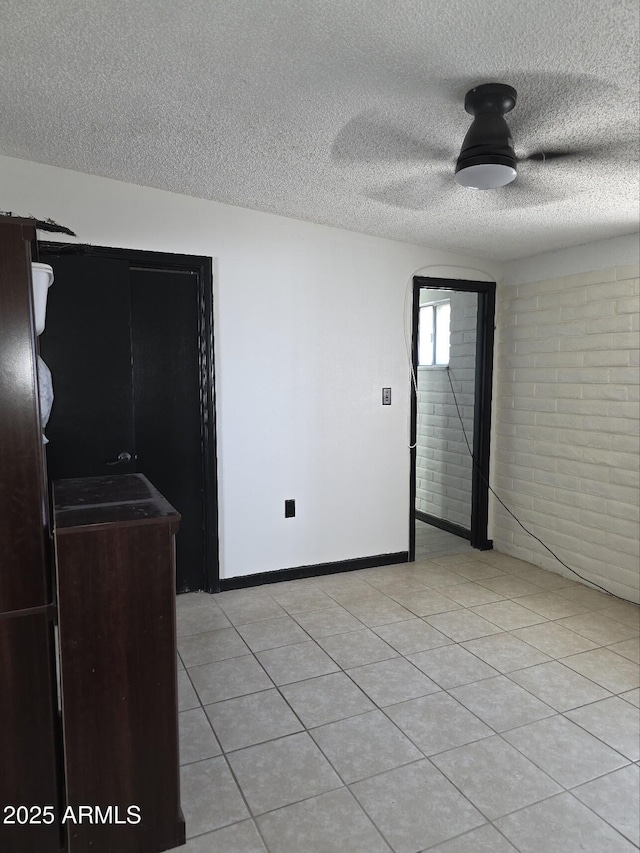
39,242,220,593
410,277,496,559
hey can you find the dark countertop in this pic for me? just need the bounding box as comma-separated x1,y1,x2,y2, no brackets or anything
54,474,180,534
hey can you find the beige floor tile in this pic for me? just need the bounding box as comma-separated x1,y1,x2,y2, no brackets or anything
474,552,532,572
508,660,612,711
256,789,391,853
432,736,561,819
450,675,554,732
555,612,639,646
346,657,440,707
503,715,628,788
427,824,518,853
175,563,640,852
567,697,640,760
351,760,484,852
204,688,302,752
188,655,273,704
511,622,599,658
429,553,478,567
226,732,342,815
407,644,499,689
215,595,286,626
317,628,398,669
510,567,577,591
442,582,506,607
320,582,382,604
235,614,309,652
280,671,374,728
175,820,267,852
495,792,636,852
476,575,542,598
366,576,427,595
620,688,640,707
179,707,221,764
168,819,267,852
178,627,250,667
177,604,231,637
256,640,339,685
372,619,452,655
516,591,590,620
561,648,640,694
180,756,249,838
342,597,416,627
470,600,547,630
608,638,640,663
177,670,200,711
386,587,462,617
425,610,502,642
573,765,640,847
557,585,623,611
461,633,551,673
415,567,470,589
269,588,336,614
385,692,492,756
446,562,507,582
310,710,422,783
292,605,363,638
599,602,640,630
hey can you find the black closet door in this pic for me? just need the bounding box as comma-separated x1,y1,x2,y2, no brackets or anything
39,254,206,592
130,269,204,592
39,256,135,479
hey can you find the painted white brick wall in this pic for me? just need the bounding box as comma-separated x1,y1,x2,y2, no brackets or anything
494,263,640,603
416,290,477,529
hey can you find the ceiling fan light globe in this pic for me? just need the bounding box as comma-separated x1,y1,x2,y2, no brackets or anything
455,163,517,190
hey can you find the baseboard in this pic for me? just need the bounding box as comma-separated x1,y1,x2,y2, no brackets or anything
218,551,409,591
415,510,471,541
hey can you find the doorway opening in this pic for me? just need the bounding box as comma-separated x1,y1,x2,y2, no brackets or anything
38,243,220,593
409,277,496,561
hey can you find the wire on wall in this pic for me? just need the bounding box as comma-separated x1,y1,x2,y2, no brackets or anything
445,365,637,607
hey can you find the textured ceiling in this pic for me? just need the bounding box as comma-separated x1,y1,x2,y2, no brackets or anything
1,0,638,261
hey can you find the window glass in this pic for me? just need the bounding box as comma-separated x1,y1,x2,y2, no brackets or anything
418,305,434,365
435,302,451,365
419,300,450,366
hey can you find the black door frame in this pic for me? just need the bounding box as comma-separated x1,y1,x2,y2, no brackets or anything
39,241,220,593
409,276,496,559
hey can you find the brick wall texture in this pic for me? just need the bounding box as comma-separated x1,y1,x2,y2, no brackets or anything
494,263,640,603
416,290,477,529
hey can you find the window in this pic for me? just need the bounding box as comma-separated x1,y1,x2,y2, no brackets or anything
418,300,450,366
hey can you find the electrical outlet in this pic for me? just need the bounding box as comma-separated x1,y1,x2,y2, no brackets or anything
285,499,295,518
382,387,392,405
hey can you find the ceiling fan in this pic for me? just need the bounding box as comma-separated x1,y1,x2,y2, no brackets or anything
331,76,626,209
454,82,580,190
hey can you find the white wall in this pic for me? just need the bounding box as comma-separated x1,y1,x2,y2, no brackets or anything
416,289,477,529
0,154,502,581
495,240,640,603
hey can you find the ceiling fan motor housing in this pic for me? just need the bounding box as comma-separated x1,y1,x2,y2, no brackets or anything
455,83,518,188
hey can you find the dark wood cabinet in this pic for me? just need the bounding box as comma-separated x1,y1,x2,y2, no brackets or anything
53,474,185,853
1,217,186,853
0,217,63,853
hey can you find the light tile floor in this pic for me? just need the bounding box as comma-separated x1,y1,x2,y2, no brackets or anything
170,545,640,853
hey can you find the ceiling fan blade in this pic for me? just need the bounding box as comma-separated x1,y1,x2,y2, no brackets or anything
490,172,577,208
332,112,451,165
521,149,587,162
365,173,451,211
